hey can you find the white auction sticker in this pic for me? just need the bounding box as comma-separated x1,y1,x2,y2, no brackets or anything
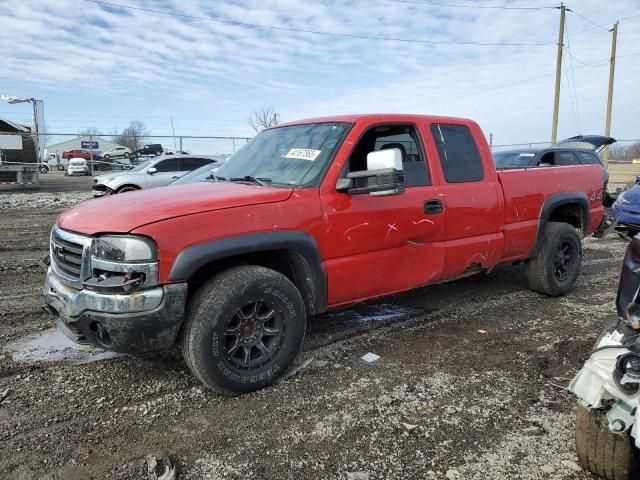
285,148,322,161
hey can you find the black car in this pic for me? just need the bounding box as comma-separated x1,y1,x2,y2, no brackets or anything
133,144,163,157
493,135,615,186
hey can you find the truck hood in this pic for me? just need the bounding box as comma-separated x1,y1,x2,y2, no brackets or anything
57,182,294,235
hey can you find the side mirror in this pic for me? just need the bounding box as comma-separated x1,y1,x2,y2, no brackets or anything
147,167,157,174
336,149,404,196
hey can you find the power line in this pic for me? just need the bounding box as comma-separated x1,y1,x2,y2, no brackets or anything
84,0,553,46
567,7,610,31
386,0,555,10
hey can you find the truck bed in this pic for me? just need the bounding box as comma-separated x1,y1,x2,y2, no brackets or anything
497,164,605,261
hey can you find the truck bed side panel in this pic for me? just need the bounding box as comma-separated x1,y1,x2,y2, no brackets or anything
497,165,604,261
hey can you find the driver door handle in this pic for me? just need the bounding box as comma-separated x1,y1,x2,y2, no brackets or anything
424,199,443,214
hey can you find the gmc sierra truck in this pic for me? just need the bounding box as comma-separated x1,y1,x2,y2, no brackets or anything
43,114,605,395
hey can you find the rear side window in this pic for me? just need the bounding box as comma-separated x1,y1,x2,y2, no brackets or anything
430,124,484,183
555,151,580,166
181,158,213,171
155,158,180,172
577,151,602,165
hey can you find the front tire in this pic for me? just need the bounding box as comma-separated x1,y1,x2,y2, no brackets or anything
115,185,139,194
576,406,639,479
181,266,306,395
526,222,582,296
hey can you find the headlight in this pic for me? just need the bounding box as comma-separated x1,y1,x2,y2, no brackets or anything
92,235,157,262
617,192,630,204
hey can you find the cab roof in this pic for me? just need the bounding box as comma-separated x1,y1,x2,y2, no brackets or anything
277,113,475,127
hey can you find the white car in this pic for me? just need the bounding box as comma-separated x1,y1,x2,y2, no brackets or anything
102,146,132,160
91,155,218,196
66,158,89,176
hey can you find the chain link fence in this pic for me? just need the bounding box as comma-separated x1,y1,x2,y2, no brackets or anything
0,132,251,193
2,130,640,194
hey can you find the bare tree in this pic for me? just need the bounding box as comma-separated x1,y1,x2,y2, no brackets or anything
114,120,149,151
79,127,102,136
248,106,281,133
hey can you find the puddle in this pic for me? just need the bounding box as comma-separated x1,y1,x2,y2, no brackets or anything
4,328,120,364
330,303,416,324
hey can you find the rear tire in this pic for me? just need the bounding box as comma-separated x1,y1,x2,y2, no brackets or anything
181,266,306,396
575,406,640,479
526,222,582,296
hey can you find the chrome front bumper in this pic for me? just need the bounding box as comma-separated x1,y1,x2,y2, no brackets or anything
44,267,164,317
43,268,187,353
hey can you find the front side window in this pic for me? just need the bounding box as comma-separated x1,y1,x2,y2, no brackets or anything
214,122,352,187
493,151,537,168
345,124,429,187
431,124,484,183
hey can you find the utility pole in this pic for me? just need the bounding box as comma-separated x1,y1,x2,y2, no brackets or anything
170,117,178,152
551,3,566,144
603,21,619,165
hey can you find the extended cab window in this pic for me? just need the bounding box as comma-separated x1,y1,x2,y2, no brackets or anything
430,123,484,183
155,159,180,172
347,124,429,187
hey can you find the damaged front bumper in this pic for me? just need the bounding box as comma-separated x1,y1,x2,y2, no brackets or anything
570,323,640,446
43,268,187,354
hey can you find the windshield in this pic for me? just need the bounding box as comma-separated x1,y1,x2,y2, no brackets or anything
171,163,218,185
493,151,537,168
214,122,352,187
130,159,153,172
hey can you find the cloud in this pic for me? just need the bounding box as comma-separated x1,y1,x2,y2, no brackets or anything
0,0,638,141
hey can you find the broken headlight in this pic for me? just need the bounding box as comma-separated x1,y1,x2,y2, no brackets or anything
85,235,159,293
92,235,157,262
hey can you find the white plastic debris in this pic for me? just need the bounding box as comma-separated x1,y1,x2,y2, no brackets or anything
146,452,176,480
361,352,381,364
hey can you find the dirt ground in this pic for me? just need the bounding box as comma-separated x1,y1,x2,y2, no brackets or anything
0,196,625,480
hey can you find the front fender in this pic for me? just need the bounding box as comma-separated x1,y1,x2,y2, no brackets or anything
168,230,327,315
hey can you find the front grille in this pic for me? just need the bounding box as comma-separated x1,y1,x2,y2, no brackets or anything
50,227,91,287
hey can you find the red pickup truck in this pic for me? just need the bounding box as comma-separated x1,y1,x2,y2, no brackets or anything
44,114,605,395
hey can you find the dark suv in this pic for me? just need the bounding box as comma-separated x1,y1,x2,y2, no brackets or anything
133,144,163,157
493,135,615,186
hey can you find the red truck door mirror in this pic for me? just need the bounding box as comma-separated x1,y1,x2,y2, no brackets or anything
336,149,405,196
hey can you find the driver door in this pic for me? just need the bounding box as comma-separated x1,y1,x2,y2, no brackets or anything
320,123,445,306
146,158,182,188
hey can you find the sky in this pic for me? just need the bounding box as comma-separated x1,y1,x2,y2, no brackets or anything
0,0,639,150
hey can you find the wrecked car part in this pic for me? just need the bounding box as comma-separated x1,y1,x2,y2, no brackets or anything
614,354,640,394
606,400,636,434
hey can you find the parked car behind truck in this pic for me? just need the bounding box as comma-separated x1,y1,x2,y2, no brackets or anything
91,155,219,196
44,114,605,395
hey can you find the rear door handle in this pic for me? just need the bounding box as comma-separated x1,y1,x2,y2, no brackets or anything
424,199,443,214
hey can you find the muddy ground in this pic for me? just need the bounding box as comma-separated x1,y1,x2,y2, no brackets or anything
0,196,625,479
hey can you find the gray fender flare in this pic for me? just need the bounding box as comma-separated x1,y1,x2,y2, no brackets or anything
169,231,327,315
530,192,589,258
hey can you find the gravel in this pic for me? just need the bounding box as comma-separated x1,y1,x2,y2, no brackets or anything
0,204,617,479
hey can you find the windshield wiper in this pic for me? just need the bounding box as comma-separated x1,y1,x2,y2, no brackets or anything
229,175,272,186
